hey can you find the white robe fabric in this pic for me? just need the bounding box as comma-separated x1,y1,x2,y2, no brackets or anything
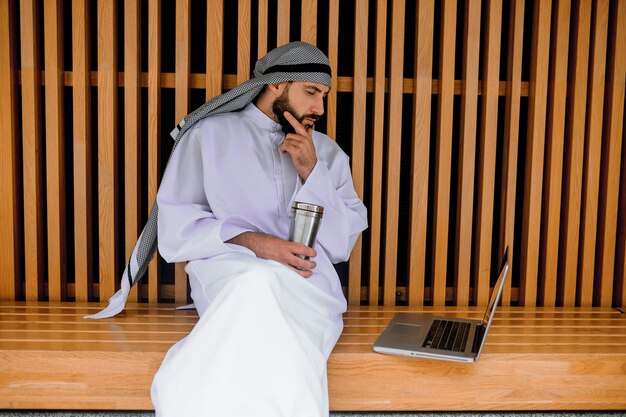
151,103,368,417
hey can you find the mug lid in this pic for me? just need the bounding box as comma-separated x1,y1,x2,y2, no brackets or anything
292,201,324,214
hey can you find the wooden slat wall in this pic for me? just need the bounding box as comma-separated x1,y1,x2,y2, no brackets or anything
97,0,118,301
147,0,160,303
540,0,569,307
174,0,190,304
124,0,141,304
383,0,405,306
520,0,552,307
369,0,387,306
20,0,45,301
348,0,368,305
0,0,21,301
72,0,92,302
432,0,456,307
407,0,432,307
454,0,480,307
1,0,625,309
43,0,66,302
499,0,525,306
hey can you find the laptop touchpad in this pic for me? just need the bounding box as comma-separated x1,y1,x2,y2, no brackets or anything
386,323,423,347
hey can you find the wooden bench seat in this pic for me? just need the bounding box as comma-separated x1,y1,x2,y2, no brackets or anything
1,302,625,411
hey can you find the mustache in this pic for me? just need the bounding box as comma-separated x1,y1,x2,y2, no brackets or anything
302,114,320,123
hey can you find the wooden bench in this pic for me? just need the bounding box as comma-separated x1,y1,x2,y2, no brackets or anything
1,302,625,411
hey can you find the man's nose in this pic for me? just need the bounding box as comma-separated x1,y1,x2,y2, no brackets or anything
312,95,325,116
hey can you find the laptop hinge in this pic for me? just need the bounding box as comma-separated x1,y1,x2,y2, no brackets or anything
472,324,486,354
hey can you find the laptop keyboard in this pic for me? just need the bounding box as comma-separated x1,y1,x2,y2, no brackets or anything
422,319,470,352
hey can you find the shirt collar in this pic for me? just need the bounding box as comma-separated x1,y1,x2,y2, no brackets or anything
243,103,283,133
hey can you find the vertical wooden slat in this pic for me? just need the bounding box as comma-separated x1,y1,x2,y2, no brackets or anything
454,0,481,307
578,0,608,308
98,0,118,301
277,0,290,46
560,0,591,306
301,0,317,44
44,0,66,301
0,0,21,300
174,0,191,304
474,0,502,306
237,0,250,84
347,0,367,306
147,0,161,303
408,0,433,307
539,0,570,307
257,0,268,58
326,0,338,139
383,0,405,306
206,0,223,100
520,0,552,307
369,0,387,306
596,0,625,307
21,0,45,301
124,0,141,303
431,0,456,306
500,0,525,306
613,8,626,309
73,0,92,302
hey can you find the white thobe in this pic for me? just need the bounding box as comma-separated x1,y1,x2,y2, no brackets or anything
151,103,368,417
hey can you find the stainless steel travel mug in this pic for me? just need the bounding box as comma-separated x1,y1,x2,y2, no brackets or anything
289,202,324,260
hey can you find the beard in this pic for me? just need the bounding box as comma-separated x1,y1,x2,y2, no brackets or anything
272,89,320,135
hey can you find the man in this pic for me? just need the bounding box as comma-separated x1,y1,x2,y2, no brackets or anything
149,42,367,416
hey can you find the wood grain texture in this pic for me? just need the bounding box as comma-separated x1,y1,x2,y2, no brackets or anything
368,0,387,306
301,0,317,44
20,0,45,301
500,0,525,307
560,0,591,306
540,0,570,307
520,0,552,307
0,303,624,410
257,0,268,58
348,0,367,306
383,0,405,306
474,0,502,306
237,0,251,84
97,0,119,301
596,0,626,308
276,0,290,46
44,0,66,301
174,0,191,304
408,0,434,307
431,0,456,306
147,0,161,303
579,0,609,309
0,0,21,300
124,0,141,303
72,0,93,302
206,0,223,99
454,0,481,306
326,0,339,139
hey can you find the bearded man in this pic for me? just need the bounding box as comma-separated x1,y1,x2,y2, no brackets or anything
141,42,368,416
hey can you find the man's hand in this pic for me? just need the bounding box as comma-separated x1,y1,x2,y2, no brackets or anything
279,111,317,181
226,231,317,278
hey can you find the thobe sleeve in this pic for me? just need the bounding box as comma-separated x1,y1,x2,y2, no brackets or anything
293,152,368,264
157,129,260,263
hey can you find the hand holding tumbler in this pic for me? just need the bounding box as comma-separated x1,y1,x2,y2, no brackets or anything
289,202,324,260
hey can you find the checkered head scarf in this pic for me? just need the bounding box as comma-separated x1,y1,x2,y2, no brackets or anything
87,42,332,319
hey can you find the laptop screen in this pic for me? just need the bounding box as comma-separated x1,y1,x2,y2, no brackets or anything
480,247,510,325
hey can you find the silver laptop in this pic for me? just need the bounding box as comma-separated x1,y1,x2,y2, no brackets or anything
373,247,509,363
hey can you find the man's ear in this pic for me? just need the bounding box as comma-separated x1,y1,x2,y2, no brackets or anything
267,82,287,97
